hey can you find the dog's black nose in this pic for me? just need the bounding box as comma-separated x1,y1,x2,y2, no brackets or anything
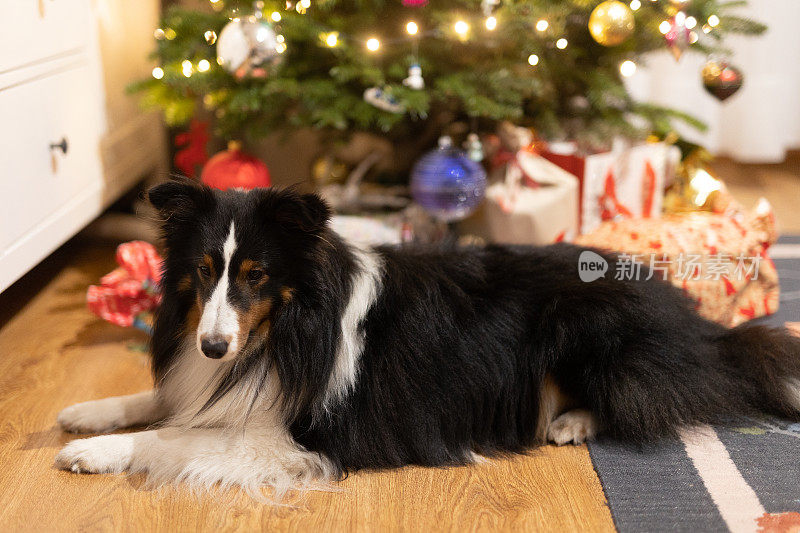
200,338,229,359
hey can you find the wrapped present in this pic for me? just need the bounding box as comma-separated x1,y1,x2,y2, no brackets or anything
575,198,779,327
484,149,579,245
541,140,681,235
330,214,403,246
87,241,163,332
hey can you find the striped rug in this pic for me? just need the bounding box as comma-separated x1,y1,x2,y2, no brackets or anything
588,236,800,533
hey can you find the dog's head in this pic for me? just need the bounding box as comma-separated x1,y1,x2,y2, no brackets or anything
148,180,331,361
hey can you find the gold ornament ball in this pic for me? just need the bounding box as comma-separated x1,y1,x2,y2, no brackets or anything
588,1,636,47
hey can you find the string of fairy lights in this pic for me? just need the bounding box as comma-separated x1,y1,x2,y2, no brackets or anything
150,0,725,82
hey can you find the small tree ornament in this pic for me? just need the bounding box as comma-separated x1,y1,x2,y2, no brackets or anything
664,14,691,61
410,136,487,222
216,8,282,80
201,141,271,190
403,64,425,90
588,1,636,47
702,59,744,101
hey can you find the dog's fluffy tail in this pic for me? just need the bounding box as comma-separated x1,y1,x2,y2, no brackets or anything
582,322,800,443
715,324,800,418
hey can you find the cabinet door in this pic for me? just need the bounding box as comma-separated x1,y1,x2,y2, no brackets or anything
0,0,93,73
0,62,103,253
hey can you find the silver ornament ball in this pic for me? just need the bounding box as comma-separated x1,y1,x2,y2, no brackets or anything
216,16,283,80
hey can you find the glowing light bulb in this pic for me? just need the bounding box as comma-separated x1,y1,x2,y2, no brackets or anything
271,11,281,21
708,15,720,27
277,34,285,43
325,32,338,47
276,42,287,53
204,30,217,44
366,38,380,51
629,0,641,10
689,31,698,43
619,60,637,77
164,28,177,40
181,60,193,77
197,59,211,72
556,38,568,49
536,19,548,32
527,54,539,66
485,16,497,31
300,0,311,8
659,20,671,34
454,20,469,36
406,21,418,35
151,66,164,79
153,28,165,40
685,16,697,29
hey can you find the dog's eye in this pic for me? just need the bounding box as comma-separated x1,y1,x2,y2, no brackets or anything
198,265,211,277
247,269,264,283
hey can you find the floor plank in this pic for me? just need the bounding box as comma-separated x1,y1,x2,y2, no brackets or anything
0,240,615,532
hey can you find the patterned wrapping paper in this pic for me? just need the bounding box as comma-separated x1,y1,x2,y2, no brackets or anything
575,199,779,327
86,241,163,329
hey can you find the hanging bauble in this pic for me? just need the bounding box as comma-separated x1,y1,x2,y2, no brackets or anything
410,136,487,222
201,141,271,190
664,15,690,61
216,16,282,80
403,64,425,90
701,59,744,101
588,1,635,47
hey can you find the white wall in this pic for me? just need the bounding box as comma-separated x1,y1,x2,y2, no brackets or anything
625,0,800,162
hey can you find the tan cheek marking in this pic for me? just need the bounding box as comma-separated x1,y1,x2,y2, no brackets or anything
185,301,201,339
280,286,295,303
235,298,274,348
177,274,193,293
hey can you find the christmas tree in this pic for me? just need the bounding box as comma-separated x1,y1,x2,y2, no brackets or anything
132,0,764,171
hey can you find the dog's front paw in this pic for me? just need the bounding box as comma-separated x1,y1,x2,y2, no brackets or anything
54,435,134,474
547,409,598,446
57,399,123,434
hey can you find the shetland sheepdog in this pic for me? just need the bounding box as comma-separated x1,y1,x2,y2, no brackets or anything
55,179,800,497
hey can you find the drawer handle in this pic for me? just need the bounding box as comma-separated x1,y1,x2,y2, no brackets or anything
49,137,69,155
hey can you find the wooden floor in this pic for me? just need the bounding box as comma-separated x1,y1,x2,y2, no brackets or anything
0,240,614,532
715,153,800,232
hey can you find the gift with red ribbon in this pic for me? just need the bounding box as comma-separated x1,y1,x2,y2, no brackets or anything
86,241,163,332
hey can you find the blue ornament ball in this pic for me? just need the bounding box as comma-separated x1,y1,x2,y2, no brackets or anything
410,137,487,222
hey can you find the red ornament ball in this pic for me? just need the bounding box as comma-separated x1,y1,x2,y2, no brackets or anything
201,141,271,190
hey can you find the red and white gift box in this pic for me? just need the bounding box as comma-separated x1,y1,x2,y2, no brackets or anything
541,140,681,235
484,149,579,245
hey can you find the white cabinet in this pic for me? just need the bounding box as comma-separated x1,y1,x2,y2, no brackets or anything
0,0,167,292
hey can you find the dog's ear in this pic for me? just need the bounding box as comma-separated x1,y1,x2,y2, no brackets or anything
148,179,212,219
271,191,331,233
